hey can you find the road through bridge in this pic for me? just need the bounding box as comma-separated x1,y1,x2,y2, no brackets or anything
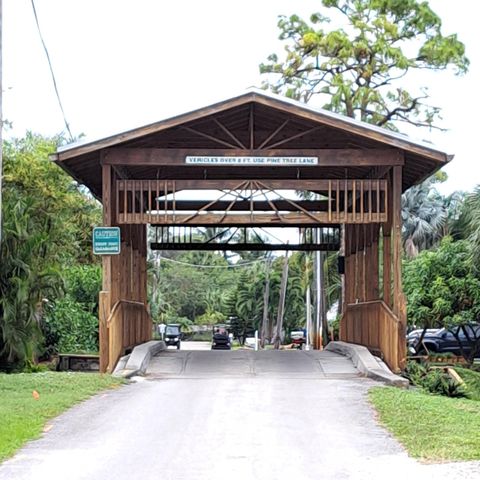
1,349,475,480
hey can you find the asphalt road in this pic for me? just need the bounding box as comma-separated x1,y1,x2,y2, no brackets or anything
1,349,479,480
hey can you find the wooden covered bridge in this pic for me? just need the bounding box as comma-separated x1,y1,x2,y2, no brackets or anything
53,89,451,373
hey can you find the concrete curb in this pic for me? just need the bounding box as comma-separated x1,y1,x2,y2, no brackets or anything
325,341,409,387
113,340,166,378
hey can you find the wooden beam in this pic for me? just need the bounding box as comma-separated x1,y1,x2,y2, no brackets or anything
148,212,338,226
150,242,339,252
116,178,388,192
150,199,331,212
102,148,404,167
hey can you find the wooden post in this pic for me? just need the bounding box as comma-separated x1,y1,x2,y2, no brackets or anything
383,228,392,306
99,291,110,373
392,165,406,369
100,161,113,373
383,170,393,307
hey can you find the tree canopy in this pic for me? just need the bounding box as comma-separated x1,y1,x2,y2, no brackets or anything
260,0,468,129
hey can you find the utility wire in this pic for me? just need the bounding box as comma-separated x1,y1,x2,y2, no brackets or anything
157,255,270,269
31,0,73,141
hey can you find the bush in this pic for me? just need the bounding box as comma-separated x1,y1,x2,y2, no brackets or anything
405,361,468,398
43,298,98,354
42,265,101,356
64,265,101,312
195,311,226,325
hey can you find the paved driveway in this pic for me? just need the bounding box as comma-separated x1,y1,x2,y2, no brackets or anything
1,349,478,480
148,348,360,378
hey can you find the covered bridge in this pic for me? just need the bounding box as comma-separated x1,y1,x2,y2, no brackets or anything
52,89,451,373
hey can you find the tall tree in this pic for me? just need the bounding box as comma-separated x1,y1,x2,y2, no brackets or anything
260,0,468,130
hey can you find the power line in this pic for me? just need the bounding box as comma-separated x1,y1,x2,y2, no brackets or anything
156,255,270,269
30,0,73,141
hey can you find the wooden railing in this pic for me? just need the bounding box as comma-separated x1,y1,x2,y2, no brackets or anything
340,300,401,372
115,179,387,225
106,299,152,373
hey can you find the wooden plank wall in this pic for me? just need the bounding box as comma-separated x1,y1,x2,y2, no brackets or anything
99,164,151,373
340,167,406,371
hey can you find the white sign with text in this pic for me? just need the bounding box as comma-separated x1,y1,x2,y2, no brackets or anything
185,156,318,166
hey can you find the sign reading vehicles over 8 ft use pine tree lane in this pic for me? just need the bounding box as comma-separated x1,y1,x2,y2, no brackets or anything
93,227,121,255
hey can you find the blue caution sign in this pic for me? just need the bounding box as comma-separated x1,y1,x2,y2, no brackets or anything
93,227,121,255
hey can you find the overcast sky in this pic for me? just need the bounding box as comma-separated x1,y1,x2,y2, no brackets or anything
3,0,480,194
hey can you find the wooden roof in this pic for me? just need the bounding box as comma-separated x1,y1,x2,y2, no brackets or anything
52,89,452,199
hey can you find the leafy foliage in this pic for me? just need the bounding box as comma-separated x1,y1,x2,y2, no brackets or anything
260,0,468,129
405,361,467,398
42,265,102,355
43,298,98,354
0,134,102,369
460,186,480,271
403,238,480,331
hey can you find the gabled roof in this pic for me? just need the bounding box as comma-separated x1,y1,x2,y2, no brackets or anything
53,88,452,198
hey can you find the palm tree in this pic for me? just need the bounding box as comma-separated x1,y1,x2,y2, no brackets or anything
462,186,480,269
401,178,447,257
0,198,61,367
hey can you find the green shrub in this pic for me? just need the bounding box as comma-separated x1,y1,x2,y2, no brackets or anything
405,360,468,398
195,311,226,325
64,265,101,311
42,265,101,356
44,298,98,354
454,367,480,401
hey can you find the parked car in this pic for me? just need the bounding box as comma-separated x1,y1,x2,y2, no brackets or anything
407,324,480,356
211,325,231,350
165,324,182,349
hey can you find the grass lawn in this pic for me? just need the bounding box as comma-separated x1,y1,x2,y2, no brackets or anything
0,372,123,463
369,386,480,462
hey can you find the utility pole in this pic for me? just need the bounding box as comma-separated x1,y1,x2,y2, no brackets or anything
274,250,289,349
305,255,312,350
260,256,271,348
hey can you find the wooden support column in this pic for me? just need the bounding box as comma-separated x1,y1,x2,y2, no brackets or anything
392,165,406,369
383,170,393,307
340,225,354,341
100,162,114,373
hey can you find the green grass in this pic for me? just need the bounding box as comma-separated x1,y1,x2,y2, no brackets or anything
454,367,480,401
0,372,123,462
369,386,480,462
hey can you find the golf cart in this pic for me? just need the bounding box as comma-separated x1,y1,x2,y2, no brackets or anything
165,324,182,349
211,324,231,350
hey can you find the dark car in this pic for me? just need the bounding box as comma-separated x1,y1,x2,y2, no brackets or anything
408,324,480,356
211,325,231,350
165,324,182,349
